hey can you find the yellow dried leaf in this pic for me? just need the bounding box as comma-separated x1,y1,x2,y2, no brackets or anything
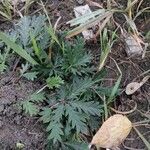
90,114,132,149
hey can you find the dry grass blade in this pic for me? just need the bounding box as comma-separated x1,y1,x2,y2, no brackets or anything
95,13,113,37
133,126,150,150
40,0,51,26
136,0,144,12
67,9,105,26
0,0,12,20
25,0,35,14
107,57,122,103
66,11,113,38
124,15,138,34
98,28,117,72
126,0,139,12
134,7,150,21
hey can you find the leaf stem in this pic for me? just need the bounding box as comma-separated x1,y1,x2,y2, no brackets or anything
36,85,47,94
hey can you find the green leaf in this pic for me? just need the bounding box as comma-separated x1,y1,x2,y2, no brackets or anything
107,59,122,103
30,92,45,102
23,72,38,81
51,105,64,122
22,101,39,116
65,104,87,133
39,108,52,123
17,16,31,46
65,142,89,150
47,26,60,46
31,36,41,61
99,28,111,71
95,87,117,97
63,38,92,75
69,78,94,99
47,121,64,143
30,15,46,37
20,63,29,75
70,101,101,116
107,74,121,103
0,32,38,65
46,76,64,89
0,63,7,72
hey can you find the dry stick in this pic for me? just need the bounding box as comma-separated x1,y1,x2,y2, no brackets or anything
103,95,108,120
122,142,143,150
136,109,150,119
133,119,150,126
40,0,51,26
110,101,137,115
36,85,47,94
54,16,62,31
133,126,150,150
95,13,112,38
136,131,150,139
136,0,144,13
133,69,150,81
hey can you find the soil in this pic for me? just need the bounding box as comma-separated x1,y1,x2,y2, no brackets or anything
0,0,150,150
0,74,45,150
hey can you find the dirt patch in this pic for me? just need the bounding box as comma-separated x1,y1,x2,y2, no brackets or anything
0,75,45,150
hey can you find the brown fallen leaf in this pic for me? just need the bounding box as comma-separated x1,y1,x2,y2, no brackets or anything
90,114,132,149
125,75,150,95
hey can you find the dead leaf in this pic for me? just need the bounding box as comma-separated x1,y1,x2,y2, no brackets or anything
66,9,113,38
125,76,150,95
90,114,132,149
125,82,141,95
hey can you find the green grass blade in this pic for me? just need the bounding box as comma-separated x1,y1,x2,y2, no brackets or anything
0,11,11,20
31,36,41,61
107,75,121,103
107,58,122,103
0,32,38,65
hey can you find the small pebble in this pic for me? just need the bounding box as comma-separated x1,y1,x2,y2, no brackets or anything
14,115,22,125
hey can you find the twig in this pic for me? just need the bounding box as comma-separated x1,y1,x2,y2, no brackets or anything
110,101,137,115
122,142,143,150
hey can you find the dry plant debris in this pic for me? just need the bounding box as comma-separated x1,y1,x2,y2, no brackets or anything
90,114,132,149
125,75,150,95
124,33,146,57
73,5,94,40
